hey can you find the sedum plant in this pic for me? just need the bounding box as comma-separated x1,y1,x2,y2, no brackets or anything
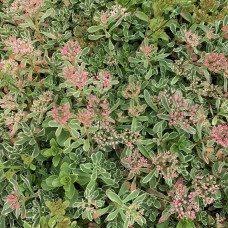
0,0,228,227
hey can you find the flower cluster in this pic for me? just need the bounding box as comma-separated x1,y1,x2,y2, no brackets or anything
128,105,144,117
62,67,87,88
0,93,19,110
123,84,141,99
93,123,120,151
30,91,53,121
202,52,228,78
5,37,34,56
216,214,225,228
125,203,144,224
0,59,18,75
96,71,112,89
192,175,220,205
9,0,45,15
151,151,178,181
221,25,228,39
4,110,28,126
3,191,20,210
211,125,228,147
168,93,204,130
140,45,153,59
60,41,81,62
87,96,111,120
121,149,149,179
52,105,71,125
170,58,190,77
170,184,200,220
185,31,200,47
76,110,96,128
121,129,142,148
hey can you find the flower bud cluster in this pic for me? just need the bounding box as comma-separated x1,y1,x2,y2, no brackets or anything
9,0,45,15
202,52,228,78
168,93,204,130
60,41,81,62
121,149,149,177
52,105,71,125
0,59,18,75
185,31,200,47
93,123,120,151
123,84,141,99
62,67,87,89
151,151,178,181
120,129,142,148
3,191,20,210
192,174,220,205
5,36,34,56
170,184,199,220
96,71,112,89
211,125,228,147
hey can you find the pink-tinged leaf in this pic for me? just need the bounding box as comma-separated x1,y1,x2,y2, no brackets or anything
168,177,183,197
63,0,70,6
147,188,168,200
158,211,171,223
92,207,109,219
131,178,136,192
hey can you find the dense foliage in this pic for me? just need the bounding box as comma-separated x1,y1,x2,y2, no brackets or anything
0,0,228,227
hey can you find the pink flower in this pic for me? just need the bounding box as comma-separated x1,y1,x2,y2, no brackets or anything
60,41,81,62
171,184,199,220
10,0,45,15
52,105,71,125
123,84,141,99
151,151,178,181
96,71,112,89
121,149,149,179
76,110,96,128
221,25,228,39
3,191,20,210
185,31,199,47
62,67,87,88
211,125,228,147
5,36,34,56
202,52,228,78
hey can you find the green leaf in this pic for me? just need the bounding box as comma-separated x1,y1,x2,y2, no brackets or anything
83,139,90,152
142,169,155,183
88,35,105,40
20,174,33,193
123,190,139,203
106,190,123,205
52,155,60,167
118,182,130,196
43,149,53,157
87,26,104,33
135,11,148,22
131,117,137,132
48,120,59,127
41,8,55,21
42,32,57,39
55,125,62,137
144,90,158,112
106,209,119,221
161,95,170,112
33,144,40,158
171,75,179,85
24,16,36,30
46,175,58,187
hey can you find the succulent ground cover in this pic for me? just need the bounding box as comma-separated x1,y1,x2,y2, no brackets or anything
0,0,228,227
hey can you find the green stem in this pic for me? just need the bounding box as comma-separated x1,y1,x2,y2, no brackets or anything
8,82,32,102
85,127,94,148
34,13,45,45
193,136,214,148
65,124,77,141
27,54,41,80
